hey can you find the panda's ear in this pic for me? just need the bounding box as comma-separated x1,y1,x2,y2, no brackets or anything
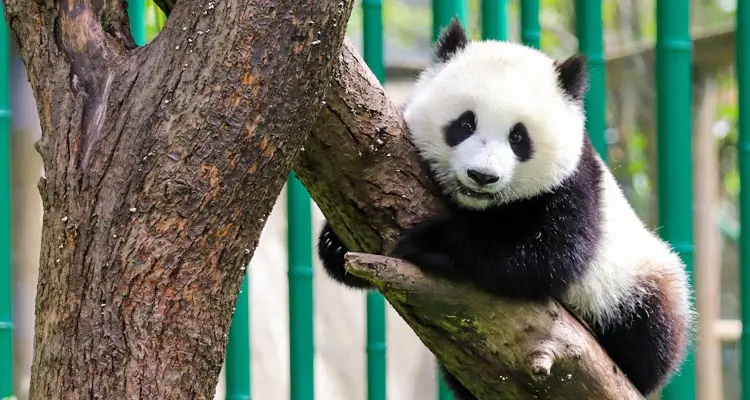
434,17,468,63
554,54,588,102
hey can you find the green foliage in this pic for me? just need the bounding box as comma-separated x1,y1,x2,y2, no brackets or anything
144,0,166,43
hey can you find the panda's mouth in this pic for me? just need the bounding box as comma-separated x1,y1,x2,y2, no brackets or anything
457,185,497,201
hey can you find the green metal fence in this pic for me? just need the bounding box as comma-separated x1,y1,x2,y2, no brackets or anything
7,0,746,399
655,2,695,398
0,0,11,396
738,1,750,399
362,1,388,400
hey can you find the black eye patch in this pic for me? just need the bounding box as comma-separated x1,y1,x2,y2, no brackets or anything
509,122,533,162
444,110,476,147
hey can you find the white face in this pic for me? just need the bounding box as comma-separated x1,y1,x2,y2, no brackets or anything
403,40,587,210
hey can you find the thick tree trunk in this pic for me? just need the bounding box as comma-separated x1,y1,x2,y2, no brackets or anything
3,0,354,397
296,41,644,399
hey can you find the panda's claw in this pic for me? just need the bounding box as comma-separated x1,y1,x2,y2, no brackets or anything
317,221,375,290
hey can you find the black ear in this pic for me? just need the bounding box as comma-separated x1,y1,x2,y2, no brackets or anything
434,16,468,63
554,54,588,101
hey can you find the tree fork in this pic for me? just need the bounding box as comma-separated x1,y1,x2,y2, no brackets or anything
4,0,355,397
295,40,645,399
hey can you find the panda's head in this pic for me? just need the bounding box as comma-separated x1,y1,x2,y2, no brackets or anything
403,18,589,210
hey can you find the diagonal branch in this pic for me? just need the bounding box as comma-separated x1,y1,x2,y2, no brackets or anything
344,253,643,400
296,39,645,399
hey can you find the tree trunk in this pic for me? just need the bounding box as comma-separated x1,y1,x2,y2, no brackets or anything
295,40,644,399
3,0,354,397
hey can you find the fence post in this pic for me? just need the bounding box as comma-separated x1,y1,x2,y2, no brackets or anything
226,275,251,400
519,0,540,49
127,0,147,45
287,175,315,400
481,0,507,41
431,5,467,398
432,0,468,42
362,1,388,399
737,0,750,399
0,1,12,396
655,1,696,399
574,0,607,160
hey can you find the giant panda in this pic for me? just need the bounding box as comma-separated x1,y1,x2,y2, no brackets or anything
317,18,693,399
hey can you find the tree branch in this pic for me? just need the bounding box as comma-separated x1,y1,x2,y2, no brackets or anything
344,253,643,400
296,40,645,399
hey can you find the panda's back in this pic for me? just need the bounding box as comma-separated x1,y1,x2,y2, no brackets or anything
563,156,691,330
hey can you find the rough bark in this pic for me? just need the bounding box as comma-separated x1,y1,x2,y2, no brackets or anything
344,253,643,400
295,40,644,399
4,0,354,397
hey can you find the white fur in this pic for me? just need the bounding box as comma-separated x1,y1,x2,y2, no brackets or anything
403,39,693,331
403,40,585,209
564,157,693,329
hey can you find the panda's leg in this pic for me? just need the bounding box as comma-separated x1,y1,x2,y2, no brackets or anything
317,221,375,290
594,279,689,396
438,364,479,400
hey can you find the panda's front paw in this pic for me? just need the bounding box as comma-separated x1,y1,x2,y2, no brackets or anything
317,221,374,290
390,220,461,280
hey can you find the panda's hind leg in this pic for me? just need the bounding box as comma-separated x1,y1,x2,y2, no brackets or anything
594,277,690,396
439,364,479,400
317,221,374,290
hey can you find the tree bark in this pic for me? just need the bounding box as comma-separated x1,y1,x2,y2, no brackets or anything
344,253,643,400
296,40,644,399
4,0,354,397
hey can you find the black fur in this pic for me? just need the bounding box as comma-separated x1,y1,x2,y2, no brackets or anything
317,222,374,290
435,17,468,63
392,139,603,300
594,280,687,395
554,54,588,102
509,122,533,162
444,110,477,147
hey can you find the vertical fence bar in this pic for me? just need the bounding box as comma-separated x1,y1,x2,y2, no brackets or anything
0,1,12,396
362,1,387,399
655,1,696,399
431,4,467,398
432,0,468,42
288,174,315,400
738,0,750,398
574,0,607,161
226,274,251,400
128,0,147,46
431,5,466,398
481,0,507,41
519,0,540,49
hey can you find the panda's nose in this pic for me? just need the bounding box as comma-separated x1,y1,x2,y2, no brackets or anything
467,169,500,185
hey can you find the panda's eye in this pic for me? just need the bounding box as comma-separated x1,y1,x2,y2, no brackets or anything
509,123,528,143
444,110,477,147
509,122,533,162
509,131,522,143
458,112,476,132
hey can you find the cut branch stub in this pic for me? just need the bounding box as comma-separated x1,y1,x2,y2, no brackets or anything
344,252,644,400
